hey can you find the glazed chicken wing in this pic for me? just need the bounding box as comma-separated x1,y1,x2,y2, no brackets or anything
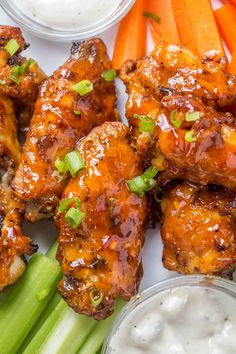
12,39,117,221
161,182,236,277
56,122,147,319
0,26,46,131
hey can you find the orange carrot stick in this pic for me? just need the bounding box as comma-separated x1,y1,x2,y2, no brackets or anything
147,0,180,45
214,4,236,53
172,0,198,54
176,0,224,57
112,0,147,70
228,51,236,74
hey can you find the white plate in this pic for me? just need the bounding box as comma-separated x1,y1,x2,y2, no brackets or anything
0,0,229,293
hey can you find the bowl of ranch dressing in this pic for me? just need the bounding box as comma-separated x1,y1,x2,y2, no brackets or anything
103,275,236,354
0,0,135,41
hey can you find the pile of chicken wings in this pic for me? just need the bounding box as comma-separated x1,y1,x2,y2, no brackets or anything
0,26,235,319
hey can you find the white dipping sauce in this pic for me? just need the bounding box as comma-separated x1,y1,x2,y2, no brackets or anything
13,0,120,29
108,287,236,354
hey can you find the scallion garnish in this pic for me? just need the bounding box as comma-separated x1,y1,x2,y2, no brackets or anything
55,158,67,174
65,207,85,229
185,111,201,122
72,80,93,96
139,120,155,134
127,166,158,196
185,130,197,142
58,197,81,213
170,109,182,128
19,58,36,75
9,66,20,84
64,151,85,177
102,69,117,81
143,11,161,23
74,110,81,116
134,113,155,134
90,288,104,307
5,39,20,56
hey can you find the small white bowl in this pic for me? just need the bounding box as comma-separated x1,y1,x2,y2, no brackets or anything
0,0,135,42
102,275,236,354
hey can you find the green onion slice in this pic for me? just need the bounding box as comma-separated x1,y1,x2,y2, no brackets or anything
90,288,104,307
143,11,161,23
55,158,67,174
139,120,155,134
127,166,158,196
134,113,152,120
64,151,85,177
185,130,197,143
19,59,36,75
72,80,93,96
170,109,182,128
65,207,85,229
102,69,117,81
58,197,81,213
185,111,201,122
5,39,20,56
9,66,20,84
73,110,81,116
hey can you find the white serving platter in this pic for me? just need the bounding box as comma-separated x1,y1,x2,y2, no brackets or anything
0,0,230,293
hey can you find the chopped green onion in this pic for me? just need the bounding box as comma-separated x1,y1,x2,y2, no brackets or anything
90,289,104,307
64,151,85,177
5,39,20,56
170,109,182,128
154,186,164,203
185,130,197,143
139,120,155,134
143,11,161,23
0,80,6,85
72,80,93,96
102,69,117,81
55,158,67,174
73,110,81,116
142,166,158,181
127,176,147,197
134,113,152,120
9,66,20,84
65,207,85,229
19,59,36,75
58,197,81,213
185,111,201,122
127,166,158,196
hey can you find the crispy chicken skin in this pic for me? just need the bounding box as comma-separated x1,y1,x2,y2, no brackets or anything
12,38,117,222
0,26,46,131
120,43,236,116
56,122,147,319
156,95,236,190
161,182,236,276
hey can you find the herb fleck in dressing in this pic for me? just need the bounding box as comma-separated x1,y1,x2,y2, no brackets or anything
13,0,120,29
108,287,236,354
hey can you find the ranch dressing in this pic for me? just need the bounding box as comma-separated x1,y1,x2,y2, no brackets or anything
13,0,120,29
108,286,236,354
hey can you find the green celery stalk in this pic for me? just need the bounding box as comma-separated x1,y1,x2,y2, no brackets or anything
22,293,97,354
0,252,61,354
78,300,125,354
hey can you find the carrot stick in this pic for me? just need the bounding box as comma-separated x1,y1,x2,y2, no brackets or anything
214,4,236,53
228,51,236,74
147,0,180,45
175,0,224,57
112,0,147,70
172,0,198,54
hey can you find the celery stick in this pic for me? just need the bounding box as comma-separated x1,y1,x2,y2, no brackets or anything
0,252,61,354
78,300,125,354
46,241,58,260
22,294,97,354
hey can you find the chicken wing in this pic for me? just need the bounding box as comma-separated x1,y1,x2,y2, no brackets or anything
120,42,236,115
0,26,46,131
56,122,147,319
12,39,117,222
161,182,236,277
